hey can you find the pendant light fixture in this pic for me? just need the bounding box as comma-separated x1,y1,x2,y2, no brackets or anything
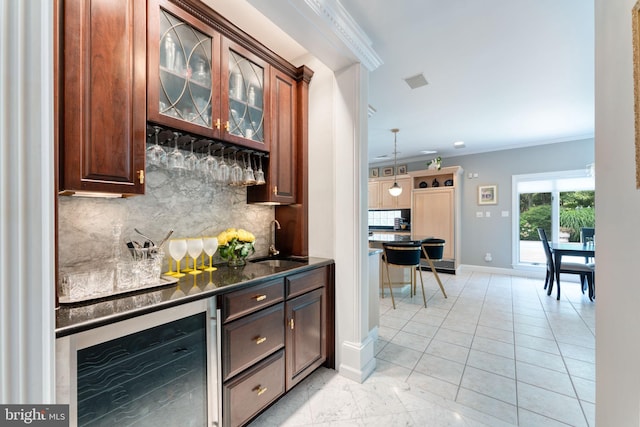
389,128,403,197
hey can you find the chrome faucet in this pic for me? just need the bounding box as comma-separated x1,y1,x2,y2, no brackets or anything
269,219,281,256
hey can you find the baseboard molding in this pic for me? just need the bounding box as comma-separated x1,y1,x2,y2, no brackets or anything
338,333,377,384
458,264,547,278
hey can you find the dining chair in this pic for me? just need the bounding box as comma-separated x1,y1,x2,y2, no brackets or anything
537,228,594,300
580,227,595,262
420,238,448,299
382,241,427,309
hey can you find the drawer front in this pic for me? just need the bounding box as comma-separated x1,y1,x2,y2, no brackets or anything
221,278,284,323
223,349,285,427
286,266,327,298
222,303,284,380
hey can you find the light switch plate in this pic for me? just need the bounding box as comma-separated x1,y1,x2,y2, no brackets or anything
476,211,484,218
501,211,509,217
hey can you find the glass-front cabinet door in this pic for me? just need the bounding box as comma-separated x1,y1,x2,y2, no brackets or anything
222,40,270,151
147,0,221,136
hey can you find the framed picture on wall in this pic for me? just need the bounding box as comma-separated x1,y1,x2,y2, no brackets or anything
478,185,498,205
369,168,379,178
382,167,394,177
396,165,407,175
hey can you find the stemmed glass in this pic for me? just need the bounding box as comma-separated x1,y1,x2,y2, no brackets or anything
168,239,187,278
167,132,185,170
202,236,219,271
243,152,256,186
229,150,243,186
187,238,204,275
217,146,230,184
147,126,167,167
254,154,266,185
184,138,198,172
197,142,218,181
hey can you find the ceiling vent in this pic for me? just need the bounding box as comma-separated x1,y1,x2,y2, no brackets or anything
403,73,429,89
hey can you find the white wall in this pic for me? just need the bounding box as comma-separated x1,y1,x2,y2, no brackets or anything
595,0,640,424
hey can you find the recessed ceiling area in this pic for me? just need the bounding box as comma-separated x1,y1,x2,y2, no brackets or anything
340,0,595,164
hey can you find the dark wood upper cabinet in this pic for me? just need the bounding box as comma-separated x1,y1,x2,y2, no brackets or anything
147,0,222,138
247,69,295,204
147,0,270,151
59,0,147,196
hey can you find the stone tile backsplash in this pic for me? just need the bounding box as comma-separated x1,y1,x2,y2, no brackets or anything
58,165,274,270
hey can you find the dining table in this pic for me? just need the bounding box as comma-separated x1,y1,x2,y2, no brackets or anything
550,241,595,296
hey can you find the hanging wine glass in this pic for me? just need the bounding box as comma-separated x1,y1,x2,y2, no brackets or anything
202,236,219,271
255,153,266,185
168,238,187,278
184,138,198,172
147,126,167,167
229,149,243,186
217,146,230,184
197,142,218,182
243,152,256,186
186,238,204,275
167,132,185,170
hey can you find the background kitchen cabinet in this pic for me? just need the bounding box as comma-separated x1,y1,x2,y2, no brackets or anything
368,176,411,209
409,166,463,271
59,0,146,196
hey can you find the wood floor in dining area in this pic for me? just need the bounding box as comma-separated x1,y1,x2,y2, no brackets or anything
250,270,595,427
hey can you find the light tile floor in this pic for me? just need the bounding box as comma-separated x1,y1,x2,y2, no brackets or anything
250,270,595,426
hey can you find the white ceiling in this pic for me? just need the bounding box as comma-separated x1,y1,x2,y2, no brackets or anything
207,0,595,165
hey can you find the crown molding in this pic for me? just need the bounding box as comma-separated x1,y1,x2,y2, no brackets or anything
300,0,383,71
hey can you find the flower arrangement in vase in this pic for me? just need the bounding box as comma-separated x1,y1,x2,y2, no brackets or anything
426,156,442,170
217,228,256,267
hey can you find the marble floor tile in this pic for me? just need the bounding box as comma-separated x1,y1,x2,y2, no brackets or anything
401,320,439,338
466,349,516,379
515,345,567,373
516,382,588,427
471,336,515,359
425,339,471,364
413,353,466,385
515,360,576,397
376,342,423,370
455,387,518,425
572,376,595,404
433,327,475,348
474,325,515,343
460,366,517,405
390,330,431,352
563,357,595,381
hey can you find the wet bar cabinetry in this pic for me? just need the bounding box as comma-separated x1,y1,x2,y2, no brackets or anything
58,0,147,195
219,264,333,427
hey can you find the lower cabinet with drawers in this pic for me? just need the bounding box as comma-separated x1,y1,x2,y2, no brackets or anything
218,263,334,427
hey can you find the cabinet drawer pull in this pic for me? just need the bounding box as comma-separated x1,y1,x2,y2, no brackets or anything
225,120,230,132
137,169,144,184
289,318,294,330
273,185,278,195
254,294,267,302
254,385,268,396
215,118,221,130
255,336,267,345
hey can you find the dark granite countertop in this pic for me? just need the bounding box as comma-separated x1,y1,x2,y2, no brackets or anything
55,256,333,338
368,233,413,242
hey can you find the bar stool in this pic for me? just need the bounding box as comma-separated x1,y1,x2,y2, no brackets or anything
382,241,426,309
420,238,448,298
